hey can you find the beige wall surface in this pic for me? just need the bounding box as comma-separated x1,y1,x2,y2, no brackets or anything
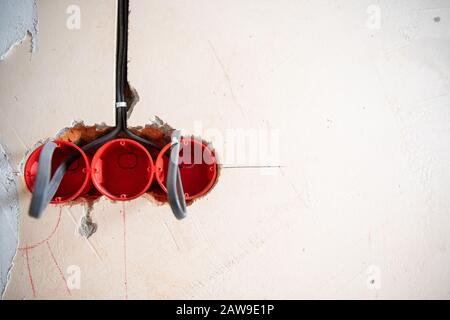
1,0,449,299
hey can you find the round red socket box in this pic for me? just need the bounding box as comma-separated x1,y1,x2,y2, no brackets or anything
91,138,155,201
155,138,217,201
24,140,92,203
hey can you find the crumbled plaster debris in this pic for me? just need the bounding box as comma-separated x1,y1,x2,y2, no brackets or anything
79,215,97,238
125,84,140,119
0,0,38,60
0,143,20,297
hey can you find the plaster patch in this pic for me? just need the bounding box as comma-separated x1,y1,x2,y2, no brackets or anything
79,203,97,238
0,144,20,297
0,0,38,60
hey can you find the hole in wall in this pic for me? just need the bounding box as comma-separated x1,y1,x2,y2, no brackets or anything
53,118,220,207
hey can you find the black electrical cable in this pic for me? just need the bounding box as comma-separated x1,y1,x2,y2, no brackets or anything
29,0,187,219
116,0,126,104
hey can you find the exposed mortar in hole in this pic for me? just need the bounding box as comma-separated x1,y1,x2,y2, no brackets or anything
78,202,97,238
125,82,140,119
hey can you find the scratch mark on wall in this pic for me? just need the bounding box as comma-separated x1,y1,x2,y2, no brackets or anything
64,207,102,261
208,41,246,118
7,122,29,151
279,167,311,209
222,165,285,169
0,0,38,60
46,241,71,296
163,221,181,251
334,266,367,295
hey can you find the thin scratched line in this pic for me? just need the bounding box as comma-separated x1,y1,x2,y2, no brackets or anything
418,6,450,11
208,40,246,118
64,207,102,261
221,165,285,169
278,167,312,210
163,221,181,251
46,241,71,296
25,248,37,298
8,122,29,150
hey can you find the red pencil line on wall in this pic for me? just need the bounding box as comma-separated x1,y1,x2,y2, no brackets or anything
24,247,37,298
19,206,62,251
122,202,128,300
46,241,71,296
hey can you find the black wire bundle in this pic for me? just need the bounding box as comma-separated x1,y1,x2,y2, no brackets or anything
29,0,187,219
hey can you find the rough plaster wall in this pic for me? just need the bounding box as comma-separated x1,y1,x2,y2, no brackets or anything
0,144,19,297
0,0,38,60
0,0,38,297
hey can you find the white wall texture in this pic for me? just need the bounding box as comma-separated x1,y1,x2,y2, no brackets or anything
0,144,19,297
0,0,37,297
0,0,38,60
0,0,449,299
